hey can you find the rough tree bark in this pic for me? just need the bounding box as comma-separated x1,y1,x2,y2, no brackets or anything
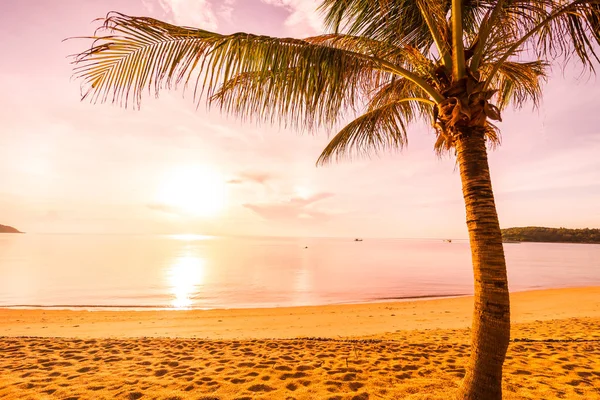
454,126,511,400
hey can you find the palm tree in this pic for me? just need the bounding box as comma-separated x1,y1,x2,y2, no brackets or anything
71,1,600,398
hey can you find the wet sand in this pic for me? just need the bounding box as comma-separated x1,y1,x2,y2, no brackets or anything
1,287,599,399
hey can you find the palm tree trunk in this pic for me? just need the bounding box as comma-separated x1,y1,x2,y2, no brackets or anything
454,127,510,400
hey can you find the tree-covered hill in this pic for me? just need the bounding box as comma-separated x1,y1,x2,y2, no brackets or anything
0,224,22,233
501,227,600,244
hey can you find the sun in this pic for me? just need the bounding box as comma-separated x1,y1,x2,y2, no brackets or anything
156,165,226,217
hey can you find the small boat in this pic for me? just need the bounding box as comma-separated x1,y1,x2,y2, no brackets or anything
444,239,452,243
354,238,363,242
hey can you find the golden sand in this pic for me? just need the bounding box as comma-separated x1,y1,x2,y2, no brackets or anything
0,287,599,399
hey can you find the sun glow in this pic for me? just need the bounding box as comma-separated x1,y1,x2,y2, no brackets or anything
167,254,205,309
157,165,226,217
294,185,312,199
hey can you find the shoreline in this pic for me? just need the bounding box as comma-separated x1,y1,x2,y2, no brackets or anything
0,283,594,312
0,292,472,312
1,286,599,340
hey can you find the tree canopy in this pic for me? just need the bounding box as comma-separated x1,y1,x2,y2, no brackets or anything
502,226,600,243
0,224,22,234
72,1,600,163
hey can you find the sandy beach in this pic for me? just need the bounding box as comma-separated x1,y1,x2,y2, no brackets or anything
1,287,599,399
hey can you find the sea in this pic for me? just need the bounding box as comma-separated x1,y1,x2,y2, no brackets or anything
0,234,599,310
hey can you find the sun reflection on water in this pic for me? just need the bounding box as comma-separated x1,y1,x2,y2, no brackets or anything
167,254,205,309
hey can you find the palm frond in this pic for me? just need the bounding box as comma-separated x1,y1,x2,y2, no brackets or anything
73,13,444,129
482,61,549,110
367,77,433,119
482,0,600,87
302,34,444,101
73,13,217,108
537,0,600,68
414,0,452,67
320,0,489,51
304,34,409,65
484,121,502,150
452,0,467,80
317,100,419,165
210,66,378,131
320,0,435,50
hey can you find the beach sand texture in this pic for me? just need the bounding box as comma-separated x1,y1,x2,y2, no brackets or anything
1,287,599,399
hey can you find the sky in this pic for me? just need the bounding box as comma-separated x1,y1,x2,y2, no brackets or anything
0,0,599,238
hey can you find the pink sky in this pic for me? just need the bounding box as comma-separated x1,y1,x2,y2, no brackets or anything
0,0,599,238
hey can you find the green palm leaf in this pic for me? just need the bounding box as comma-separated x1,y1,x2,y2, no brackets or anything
316,100,417,165
484,61,548,109
73,12,442,129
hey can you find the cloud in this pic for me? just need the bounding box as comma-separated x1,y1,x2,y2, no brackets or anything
144,0,237,29
219,0,237,22
146,202,181,215
227,171,275,185
244,192,334,220
259,0,324,35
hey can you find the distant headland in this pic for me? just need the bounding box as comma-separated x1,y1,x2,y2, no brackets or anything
0,224,22,233
502,227,600,244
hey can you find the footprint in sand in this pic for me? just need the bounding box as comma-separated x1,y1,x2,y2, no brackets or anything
247,383,276,392
514,369,532,375
238,362,255,368
280,372,308,380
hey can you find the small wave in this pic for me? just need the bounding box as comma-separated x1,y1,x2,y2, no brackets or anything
0,294,470,312
368,293,470,301
0,304,176,311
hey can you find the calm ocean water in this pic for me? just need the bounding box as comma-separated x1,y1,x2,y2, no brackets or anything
0,234,599,310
